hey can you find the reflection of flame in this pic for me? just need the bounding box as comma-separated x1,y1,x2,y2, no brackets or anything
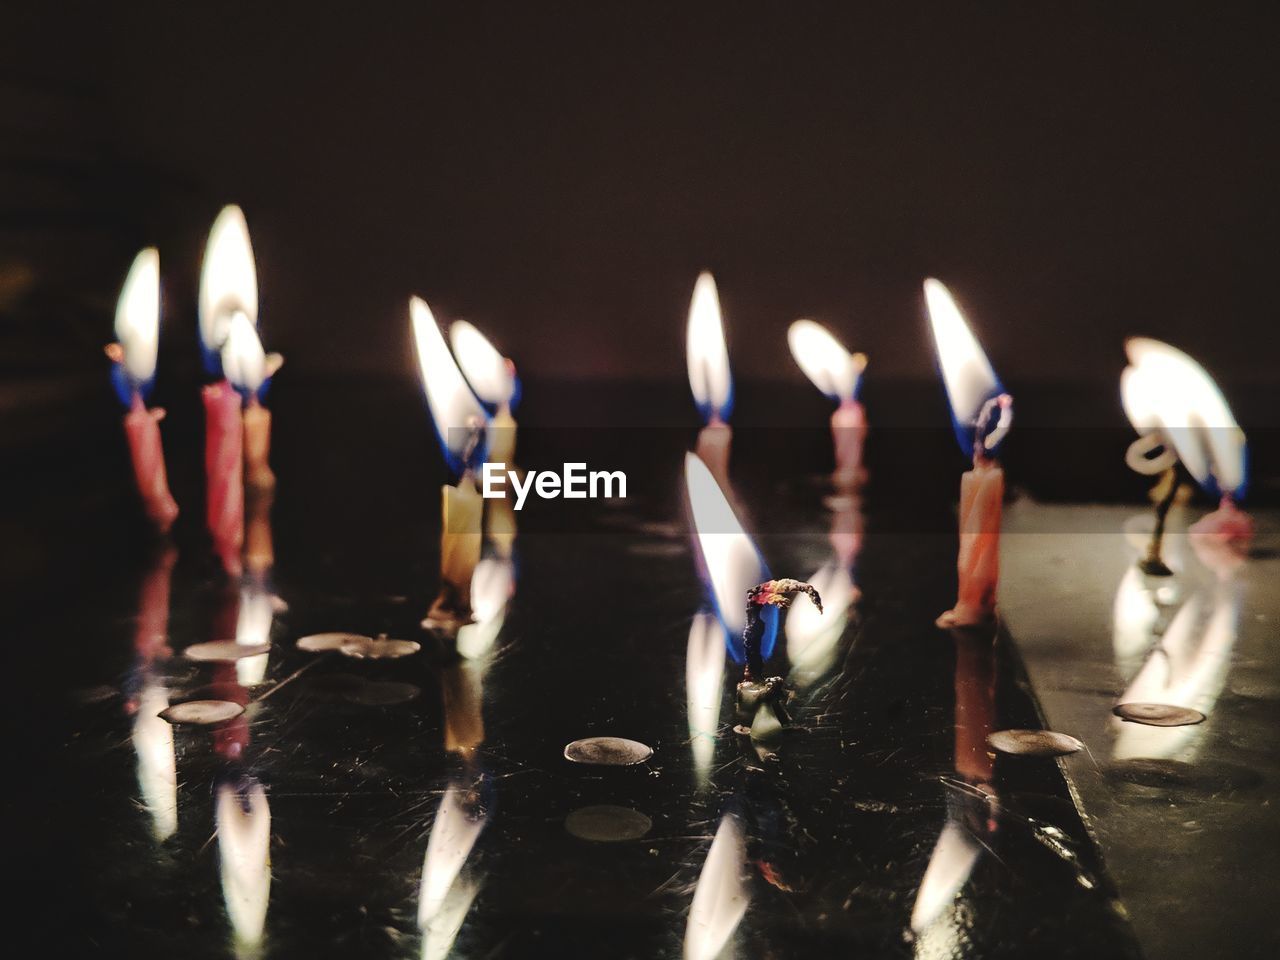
222,312,268,394
686,272,732,422
924,279,1001,453
216,778,271,953
1121,338,1246,497
785,561,853,688
200,205,258,353
910,820,981,943
456,557,514,660
686,611,726,785
787,319,865,401
684,814,749,960
419,781,487,930
411,297,488,473
133,677,177,840
1114,585,1238,761
450,320,516,407
1112,565,1161,672
684,453,768,656
115,248,160,386
235,578,273,686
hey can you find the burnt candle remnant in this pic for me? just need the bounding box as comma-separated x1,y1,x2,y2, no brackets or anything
736,579,823,734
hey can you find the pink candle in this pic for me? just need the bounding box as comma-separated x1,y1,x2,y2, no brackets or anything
938,454,1004,628
694,415,733,493
204,381,244,576
123,395,179,533
830,399,867,489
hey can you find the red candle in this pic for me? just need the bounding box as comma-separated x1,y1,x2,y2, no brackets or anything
938,454,1004,628
204,381,244,576
123,395,179,534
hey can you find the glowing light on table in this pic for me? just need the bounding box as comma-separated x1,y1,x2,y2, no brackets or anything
685,452,769,662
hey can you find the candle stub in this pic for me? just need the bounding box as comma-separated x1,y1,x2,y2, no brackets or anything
184,640,272,662
563,737,653,766
1113,702,1207,727
159,699,245,725
986,729,1083,757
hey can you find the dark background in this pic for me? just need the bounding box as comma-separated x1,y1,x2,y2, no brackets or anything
3,1,1279,396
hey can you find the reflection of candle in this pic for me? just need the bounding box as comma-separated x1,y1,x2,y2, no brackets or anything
952,629,996,789
686,272,734,490
925,280,1012,629
107,249,179,533
787,319,868,489
412,297,490,629
1121,337,1252,551
451,320,519,466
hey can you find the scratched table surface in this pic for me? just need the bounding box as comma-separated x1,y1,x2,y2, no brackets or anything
8,378,1277,959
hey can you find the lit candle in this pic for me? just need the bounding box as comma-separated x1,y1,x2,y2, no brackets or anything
106,249,179,532
924,279,1012,629
1121,337,1252,561
450,319,519,466
412,297,489,630
787,319,868,489
200,207,283,574
686,272,734,490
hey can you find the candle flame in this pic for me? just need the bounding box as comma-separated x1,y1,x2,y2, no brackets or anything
787,319,866,401
686,272,733,422
1121,337,1246,498
450,320,517,407
683,814,749,960
411,297,489,474
221,312,267,395
684,452,769,662
115,248,161,387
200,205,258,355
785,560,853,687
924,279,1004,455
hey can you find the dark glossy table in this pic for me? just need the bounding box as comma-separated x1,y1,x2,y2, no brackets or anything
8,378,1275,959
